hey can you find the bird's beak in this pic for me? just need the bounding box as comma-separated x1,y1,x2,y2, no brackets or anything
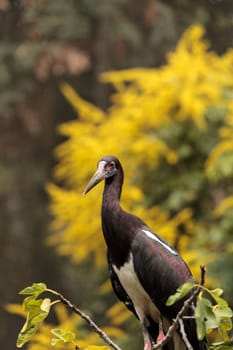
83,161,107,195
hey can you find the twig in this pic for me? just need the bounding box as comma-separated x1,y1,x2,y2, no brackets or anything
153,265,206,349
58,266,205,350
59,293,122,350
178,318,193,350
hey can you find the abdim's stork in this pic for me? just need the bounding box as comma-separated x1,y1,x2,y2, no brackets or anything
83,155,207,350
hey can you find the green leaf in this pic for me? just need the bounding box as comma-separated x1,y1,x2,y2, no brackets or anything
218,321,231,342
195,291,233,341
51,328,75,346
23,296,45,312
214,305,233,319
196,317,206,341
51,338,64,346
195,296,213,340
213,296,228,308
19,283,47,298
218,317,232,341
208,288,229,309
17,323,40,348
16,298,51,348
209,340,233,350
195,297,212,318
41,298,52,313
166,282,195,306
17,312,47,348
209,288,223,298
205,310,219,332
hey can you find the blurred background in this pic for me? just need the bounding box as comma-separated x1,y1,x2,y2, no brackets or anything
1,1,233,349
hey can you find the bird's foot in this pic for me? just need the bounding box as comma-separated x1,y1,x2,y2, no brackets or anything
144,340,152,350
156,330,165,343
142,323,152,350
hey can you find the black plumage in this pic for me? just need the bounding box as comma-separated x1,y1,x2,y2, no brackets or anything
83,155,207,350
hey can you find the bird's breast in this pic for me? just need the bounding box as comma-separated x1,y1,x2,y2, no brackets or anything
113,253,160,324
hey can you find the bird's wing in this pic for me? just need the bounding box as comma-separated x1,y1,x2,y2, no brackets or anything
107,251,161,342
131,228,194,317
132,228,207,349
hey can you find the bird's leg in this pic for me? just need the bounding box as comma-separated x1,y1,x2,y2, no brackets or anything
156,331,165,342
142,320,152,350
157,318,165,343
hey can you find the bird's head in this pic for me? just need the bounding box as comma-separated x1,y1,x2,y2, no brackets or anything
83,156,119,195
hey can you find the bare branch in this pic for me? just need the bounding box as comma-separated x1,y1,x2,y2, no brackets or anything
58,266,206,350
153,266,206,349
178,318,193,350
199,265,206,286
59,293,122,350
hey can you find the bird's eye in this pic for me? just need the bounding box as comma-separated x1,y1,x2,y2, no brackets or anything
106,161,115,171
107,161,114,168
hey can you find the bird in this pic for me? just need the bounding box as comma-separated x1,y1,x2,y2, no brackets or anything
83,155,207,350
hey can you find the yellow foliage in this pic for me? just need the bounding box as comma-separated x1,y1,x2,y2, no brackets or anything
206,114,233,174
106,302,131,325
102,26,233,129
48,24,233,276
6,303,26,318
47,184,105,266
60,83,105,123
213,196,233,217
11,302,117,350
46,24,233,339
13,304,78,350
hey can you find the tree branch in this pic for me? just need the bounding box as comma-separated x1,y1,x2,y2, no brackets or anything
153,265,206,349
59,293,122,350
58,266,206,350
178,318,193,350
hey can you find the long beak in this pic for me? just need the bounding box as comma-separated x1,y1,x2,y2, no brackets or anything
83,161,107,195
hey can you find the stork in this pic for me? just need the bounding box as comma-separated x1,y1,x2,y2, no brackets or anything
83,155,207,350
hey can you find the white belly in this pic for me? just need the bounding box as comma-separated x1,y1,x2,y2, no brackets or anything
113,253,186,350
113,253,160,324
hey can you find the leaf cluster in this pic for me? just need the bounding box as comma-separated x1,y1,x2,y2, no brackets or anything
15,283,122,350
167,283,233,350
17,283,52,348
15,281,233,350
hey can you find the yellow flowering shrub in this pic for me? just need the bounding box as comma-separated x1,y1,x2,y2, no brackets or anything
8,21,233,350
48,24,233,278
36,24,233,348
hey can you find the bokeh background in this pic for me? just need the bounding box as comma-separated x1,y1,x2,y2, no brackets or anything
1,1,233,349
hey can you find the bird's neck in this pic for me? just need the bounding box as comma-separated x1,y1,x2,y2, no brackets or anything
101,175,133,267
102,175,122,228
104,174,122,202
